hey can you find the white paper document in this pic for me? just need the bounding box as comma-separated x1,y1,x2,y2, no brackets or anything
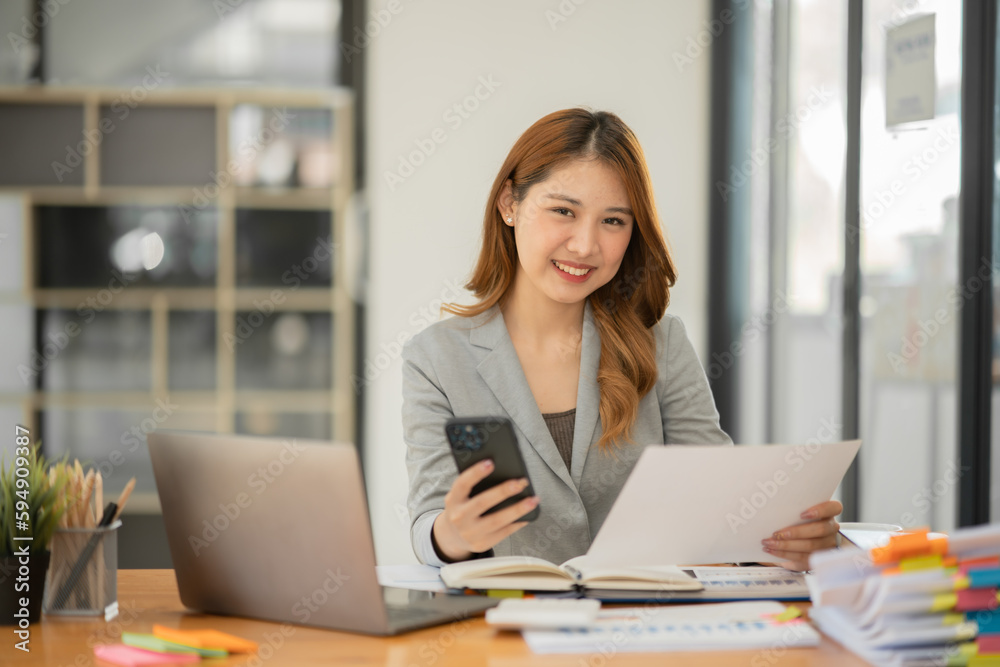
586,440,861,567
376,564,447,592
523,601,819,654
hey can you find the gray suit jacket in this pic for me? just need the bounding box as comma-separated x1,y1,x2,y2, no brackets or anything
402,300,732,566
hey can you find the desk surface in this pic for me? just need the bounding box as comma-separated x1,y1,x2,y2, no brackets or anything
8,569,869,666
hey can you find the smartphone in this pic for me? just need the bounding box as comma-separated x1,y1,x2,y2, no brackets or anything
445,416,540,522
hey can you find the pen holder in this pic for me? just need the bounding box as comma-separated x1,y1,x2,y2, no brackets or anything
42,520,121,617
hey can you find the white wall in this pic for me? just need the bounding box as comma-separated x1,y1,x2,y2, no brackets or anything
365,0,714,563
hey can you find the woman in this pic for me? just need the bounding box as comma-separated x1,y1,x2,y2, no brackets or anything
402,108,840,571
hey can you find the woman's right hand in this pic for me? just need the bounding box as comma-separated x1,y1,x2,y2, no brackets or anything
432,459,539,562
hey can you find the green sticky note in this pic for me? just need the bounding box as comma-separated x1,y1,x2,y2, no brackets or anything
486,589,524,598
122,632,227,658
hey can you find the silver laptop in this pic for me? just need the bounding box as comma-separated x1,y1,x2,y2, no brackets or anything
147,430,496,635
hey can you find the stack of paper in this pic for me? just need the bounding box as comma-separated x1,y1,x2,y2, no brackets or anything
93,626,257,666
523,601,819,654
808,524,1000,666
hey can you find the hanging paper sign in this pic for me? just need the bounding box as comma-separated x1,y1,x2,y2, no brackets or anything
885,14,936,127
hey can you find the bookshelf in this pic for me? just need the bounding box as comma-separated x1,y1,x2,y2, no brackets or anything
0,85,356,512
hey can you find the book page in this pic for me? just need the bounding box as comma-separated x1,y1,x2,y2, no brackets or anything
561,556,701,590
440,556,570,589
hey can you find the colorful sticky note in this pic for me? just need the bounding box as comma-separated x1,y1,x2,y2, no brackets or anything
122,633,226,658
961,557,1000,575
93,644,199,666
933,593,959,612
957,589,1000,613
977,634,1000,653
487,589,525,598
772,606,804,623
871,528,949,564
152,625,258,653
969,569,1000,589
900,554,945,571
969,611,1000,634
968,656,1000,667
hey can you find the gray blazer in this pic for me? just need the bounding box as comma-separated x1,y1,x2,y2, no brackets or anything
402,300,732,566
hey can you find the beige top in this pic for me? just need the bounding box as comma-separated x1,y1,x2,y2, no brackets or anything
541,408,576,471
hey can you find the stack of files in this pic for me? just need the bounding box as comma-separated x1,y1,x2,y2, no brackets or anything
584,566,810,602
438,556,810,602
522,600,819,654
92,626,257,666
807,524,1000,666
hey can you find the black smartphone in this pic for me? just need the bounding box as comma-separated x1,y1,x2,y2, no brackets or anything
444,416,540,522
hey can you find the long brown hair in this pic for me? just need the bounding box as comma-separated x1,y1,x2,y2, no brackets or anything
443,108,677,450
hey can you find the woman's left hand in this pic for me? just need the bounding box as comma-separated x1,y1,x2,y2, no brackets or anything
761,500,843,572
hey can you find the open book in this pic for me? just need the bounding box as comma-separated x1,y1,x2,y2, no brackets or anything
439,556,703,592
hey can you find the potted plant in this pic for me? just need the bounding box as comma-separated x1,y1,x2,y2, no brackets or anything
1,445,68,625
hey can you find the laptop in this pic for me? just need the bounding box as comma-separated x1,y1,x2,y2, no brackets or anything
146,430,497,635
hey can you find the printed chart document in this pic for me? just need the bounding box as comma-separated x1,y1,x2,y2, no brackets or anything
523,601,819,654
584,567,810,602
586,440,860,567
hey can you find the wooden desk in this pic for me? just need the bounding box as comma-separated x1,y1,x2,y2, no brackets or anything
7,570,868,666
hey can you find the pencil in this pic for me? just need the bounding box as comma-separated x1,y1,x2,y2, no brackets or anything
94,472,104,607
81,471,95,528
113,478,136,522
94,473,103,522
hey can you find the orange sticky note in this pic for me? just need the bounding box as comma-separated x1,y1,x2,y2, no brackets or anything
871,528,949,564
152,625,258,653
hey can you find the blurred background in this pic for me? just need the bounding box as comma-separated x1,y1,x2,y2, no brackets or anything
0,0,997,568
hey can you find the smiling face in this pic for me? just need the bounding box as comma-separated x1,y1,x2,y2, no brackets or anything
500,158,635,309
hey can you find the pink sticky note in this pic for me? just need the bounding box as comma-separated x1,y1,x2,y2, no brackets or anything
94,644,200,666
